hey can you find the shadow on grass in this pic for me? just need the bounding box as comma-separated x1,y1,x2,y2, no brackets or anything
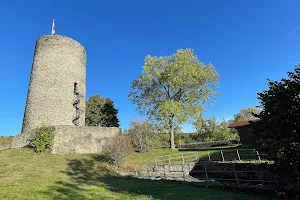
41,156,273,200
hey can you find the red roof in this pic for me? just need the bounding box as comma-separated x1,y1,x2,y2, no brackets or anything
228,119,260,128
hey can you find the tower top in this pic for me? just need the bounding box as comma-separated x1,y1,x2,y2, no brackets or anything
51,19,55,35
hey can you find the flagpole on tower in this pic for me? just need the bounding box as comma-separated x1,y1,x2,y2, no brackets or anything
51,19,55,35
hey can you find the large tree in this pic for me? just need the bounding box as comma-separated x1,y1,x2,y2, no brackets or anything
129,49,219,149
255,66,300,179
232,106,261,122
85,94,120,127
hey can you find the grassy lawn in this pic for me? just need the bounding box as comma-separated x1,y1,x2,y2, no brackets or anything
0,136,13,145
0,136,13,150
0,148,275,200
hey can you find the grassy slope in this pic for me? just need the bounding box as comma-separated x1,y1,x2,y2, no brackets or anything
0,136,14,150
0,148,274,200
0,136,13,145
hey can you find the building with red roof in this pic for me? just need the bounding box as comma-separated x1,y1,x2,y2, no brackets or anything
228,119,260,147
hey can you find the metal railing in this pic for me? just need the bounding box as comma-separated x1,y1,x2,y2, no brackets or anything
154,149,270,166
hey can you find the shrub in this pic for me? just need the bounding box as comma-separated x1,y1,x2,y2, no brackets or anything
181,133,197,144
103,134,133,167
147,132,170,149
126,119,157,152
176,138,185,148
29,126,55,153
255,65,300,180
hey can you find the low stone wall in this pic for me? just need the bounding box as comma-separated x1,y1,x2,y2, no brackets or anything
130,161,278,185
11,125,121,154
190,162,277,184
0,144,11,150
51,125,121,154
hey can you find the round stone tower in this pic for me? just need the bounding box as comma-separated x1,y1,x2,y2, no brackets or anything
11,35,86,148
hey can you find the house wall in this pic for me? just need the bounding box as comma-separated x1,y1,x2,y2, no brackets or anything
237,126,258,147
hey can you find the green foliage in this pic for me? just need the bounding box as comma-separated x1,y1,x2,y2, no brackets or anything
147,132,170,149
255,66,300,180
181,133,197,144
85,94,120,127
129,49,220,149
126,119,158,152
193,117,238,142
175,138,185,147
232,106,261,122
29,126,54,153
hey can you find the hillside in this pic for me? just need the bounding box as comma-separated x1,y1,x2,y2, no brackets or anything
0,148,274,200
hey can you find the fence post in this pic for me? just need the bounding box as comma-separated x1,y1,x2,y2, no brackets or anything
182,153,185,164
182,164,185,181
147,167,151,179
236,149,241,162
135,167,138,176
208,151,211,161
221,150,225,162
163,164,167,180
256,151,261,162
232,163,239,184
204,163,209,182
195,152,199,161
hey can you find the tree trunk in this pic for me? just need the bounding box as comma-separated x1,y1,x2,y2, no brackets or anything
170,122,175,149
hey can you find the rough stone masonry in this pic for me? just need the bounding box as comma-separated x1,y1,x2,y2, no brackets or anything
11,34,120,153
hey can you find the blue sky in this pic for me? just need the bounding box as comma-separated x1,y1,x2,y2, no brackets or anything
0,0,299,136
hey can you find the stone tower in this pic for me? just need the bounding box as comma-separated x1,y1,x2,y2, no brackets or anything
11,35,86,148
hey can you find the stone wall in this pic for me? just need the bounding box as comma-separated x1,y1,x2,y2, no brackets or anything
51,125,121,154
130,162,277,184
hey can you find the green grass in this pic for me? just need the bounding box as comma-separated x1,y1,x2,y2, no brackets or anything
0,136,13,145
0,148,274,200
0,136,13,150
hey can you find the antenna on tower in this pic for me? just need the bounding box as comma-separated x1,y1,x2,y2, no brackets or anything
51,19,55,35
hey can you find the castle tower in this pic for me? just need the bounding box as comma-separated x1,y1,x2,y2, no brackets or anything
11,35,86,148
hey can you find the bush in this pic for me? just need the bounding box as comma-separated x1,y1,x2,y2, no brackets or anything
126,119,157,152
147,132,170,149
103,134,133,167
29,126,54,153
181,133,197,144
255,65,300,180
